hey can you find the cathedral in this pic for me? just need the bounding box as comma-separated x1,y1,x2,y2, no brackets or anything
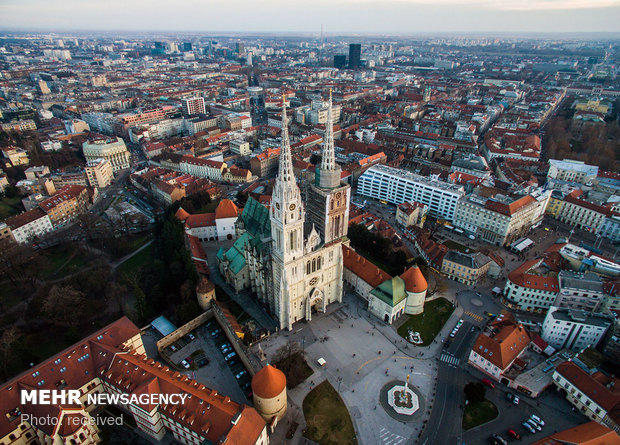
217,93,350,330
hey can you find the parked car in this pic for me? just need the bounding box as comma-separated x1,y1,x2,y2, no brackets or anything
180,360,190,369
482,378,496,389
225,352,237,361
235,370,247,379
530,415,545,426
506,393,519,405
197,358,209,367
522,422,536,434
187,333,196,341
169,345,177,352
526,419,542,432
491,434,507,445
507,429,521,440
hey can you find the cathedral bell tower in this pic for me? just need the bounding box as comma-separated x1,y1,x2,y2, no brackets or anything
307,90,351,244
270,97,304,264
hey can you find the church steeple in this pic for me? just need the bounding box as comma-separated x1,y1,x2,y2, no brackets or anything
271,96,304,264
315,89,341,189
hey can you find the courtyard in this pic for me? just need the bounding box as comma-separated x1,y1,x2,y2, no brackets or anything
252,292,461,445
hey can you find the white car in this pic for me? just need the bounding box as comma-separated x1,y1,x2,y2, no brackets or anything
522,422,536,434
527,419,542,431
180,360,190,369
530,415,545,426
225,352,237,361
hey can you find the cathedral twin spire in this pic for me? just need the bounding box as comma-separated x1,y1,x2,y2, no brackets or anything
320,89,337,172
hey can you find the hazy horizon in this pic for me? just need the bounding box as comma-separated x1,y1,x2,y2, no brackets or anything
1,0,619,35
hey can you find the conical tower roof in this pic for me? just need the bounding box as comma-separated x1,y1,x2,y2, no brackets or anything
251,364,286,399
400,264,428,293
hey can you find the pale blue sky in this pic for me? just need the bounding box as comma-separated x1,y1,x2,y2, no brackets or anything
1,0,619,34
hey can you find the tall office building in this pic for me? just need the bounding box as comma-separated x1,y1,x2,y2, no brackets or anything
334,55,347,69
182,42,192,52
348,44,361,69
236,42,245,55
181,96,206,116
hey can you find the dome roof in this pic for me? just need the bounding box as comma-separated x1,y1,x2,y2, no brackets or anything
400,264,428,293
215,199,240,219
251,364,286,399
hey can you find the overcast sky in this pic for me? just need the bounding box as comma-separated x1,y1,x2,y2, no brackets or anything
1,0,619,34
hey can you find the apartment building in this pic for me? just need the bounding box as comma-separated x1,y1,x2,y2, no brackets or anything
547,159,598,185
504,258,560,312
395,201,427,228
0,120,37,132
82,137,131,173
0,317,268,445
39,185,89,227
6,208,53,243
0,222,13,242
542,307,612,352
441,251,492,286
179,156,227,182
468,314,531,384
552,361,620,432
557,190,611,232
230,140,251,155
181,96,206,116
250,148,280,177
1,147,29,167
185,115,217,136
453,190,550,246
357,165,465,221
555,271,605,312
85,158,114,188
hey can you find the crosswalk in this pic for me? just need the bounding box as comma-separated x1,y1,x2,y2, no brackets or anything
465,311,484,321
379,427,405,445
439,353,460,366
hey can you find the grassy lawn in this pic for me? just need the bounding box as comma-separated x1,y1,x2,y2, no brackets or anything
117,243,154,278
303,380,357,445
275,351,314,389
442,239,474,254
463,399,498,430
39,245,89,280
397,297,454,346
0,195,23,219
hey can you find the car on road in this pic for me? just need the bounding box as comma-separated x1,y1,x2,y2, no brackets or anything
482,378,496,389
180,360,190,369
530,414,544,426
522,422,536,434
507,429,521,440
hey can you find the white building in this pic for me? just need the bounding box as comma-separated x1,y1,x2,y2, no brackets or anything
40,140,63,152
85,158,114,189
177,199,240,242
179,156,226,182
504,258,560,312
453,190,550,246
548,159,598,185
6,208,54,243
357,164,465,221
181,96,206,116
230,140,251,155
82,137,130,173
542,306,612,352
556,270,605,312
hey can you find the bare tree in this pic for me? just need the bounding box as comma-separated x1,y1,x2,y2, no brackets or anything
426,272,448,299
42,285,87,327
0,326,20,379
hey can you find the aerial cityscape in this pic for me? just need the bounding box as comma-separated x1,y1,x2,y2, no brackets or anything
0,2,619,445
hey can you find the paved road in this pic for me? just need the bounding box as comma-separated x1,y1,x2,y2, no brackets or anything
420,322,478,445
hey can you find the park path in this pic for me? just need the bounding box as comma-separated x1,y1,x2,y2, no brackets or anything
111,239,154,270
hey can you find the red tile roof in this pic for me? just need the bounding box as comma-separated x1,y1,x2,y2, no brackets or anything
531,421,620,445
508,258,559,292
251,364,286,399
342,244,391,288
472,317,530,370
6,207,48,229
215,199,240,219
484,195,536,216
555,361,620,415
400,265,427,293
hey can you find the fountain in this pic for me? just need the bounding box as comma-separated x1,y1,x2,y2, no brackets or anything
387,374,419,416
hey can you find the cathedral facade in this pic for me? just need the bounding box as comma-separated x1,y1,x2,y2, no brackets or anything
218,94,349,330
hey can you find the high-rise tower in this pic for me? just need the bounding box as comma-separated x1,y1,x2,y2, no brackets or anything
307,90,351,244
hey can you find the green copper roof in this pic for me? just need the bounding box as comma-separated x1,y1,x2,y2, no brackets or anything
370,276,407,307
241,197,271,238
